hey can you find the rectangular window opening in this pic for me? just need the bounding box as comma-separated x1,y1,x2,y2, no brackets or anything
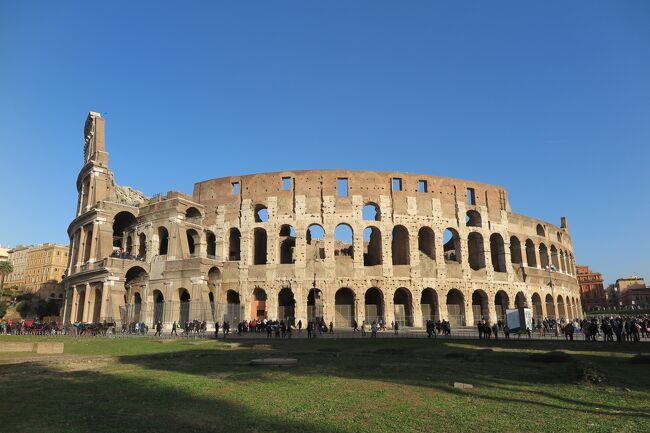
418,180,427,193
467,187,476,205
337,178,348,197
392,178,402,191
282,177,292,191
232,182,240,195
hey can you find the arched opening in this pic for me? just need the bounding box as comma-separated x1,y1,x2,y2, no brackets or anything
364,288,384,324
550,245,559,270
466,210,482,227
557,295,566,320
153,290,164,325
307,224,325,260
125,236,133,256
443,228,461,263
157,227,169,255
334,224,354,259
539,243,549,269
545,294,556,319
138,233,146,258
132,292,142,322
531,293,543,322
559,250,566,273
334,287,355,327
420,288,438,326
207,267,221,290
510,236,522,264
494,290,509,322
228,228,241,261
391,225,410,265
254,204,268,223
307,288,323,321
467,232,485,270
362,202,380,221
76,289,85,322
209,292,215,320
471,290,489,323
253,228,267,265
278,288,295,323
490,233,506,272
394,288,413,327
179,289,190,325
186,229,199,256
536,224,545,237
446,289,465,327
251,288,267,321
515,291,528,308
113,211,137,251
92,288,102,322
418,227,435,260
206,231,216,257
525,239,537,267
226,290,241,323
363,226,382,266
185,207,202,219
279,225,296,264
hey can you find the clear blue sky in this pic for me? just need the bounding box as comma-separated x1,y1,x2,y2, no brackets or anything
1,1,648,285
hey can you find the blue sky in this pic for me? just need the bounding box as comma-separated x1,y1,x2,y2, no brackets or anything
1,1,648,285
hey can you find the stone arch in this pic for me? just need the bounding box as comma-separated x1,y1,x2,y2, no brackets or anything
545,294,556,318
185,207,201,219
418,227,435,260
559,250,566,273
76,287,86,322
278,287,295,323
420,288,438,325
138,233,146,258
557,295,566,321
279,225,296,264
131,291,142,322
363,226,382,266
307,224,325,260
393,287,413,327
362,202,381,221
539,243,549,269
510,236,522,264
205,231,216,257
334,224,354,259
251,288,267,321
443,228,461,263
186,229,200,256
228,228,241,261
494,290,510,322
334,287,355,327
391,225,410,265
466,210,482,227
152,290,164,325
179,288,190,325
113,211,137,250
490,233,506,272
471,289,489,323
536,224,545,237
446,289,465,327
515,291,528,308
467,232,485,270
253,228,267,265
92,288,102,322
525,239,537,267
207,266,221,289
531,293,543,321
125,235,133,255
254,204,268,223
307,287,323,321
550,245,559,270
364,287,384,324
157,226,169,255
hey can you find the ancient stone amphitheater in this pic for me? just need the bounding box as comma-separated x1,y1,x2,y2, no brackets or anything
62,112,582,329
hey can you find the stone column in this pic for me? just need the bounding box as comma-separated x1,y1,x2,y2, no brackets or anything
88,221,99,262
82,283,92,322
487,299,498,325
464,298,474,327
412,290,423,328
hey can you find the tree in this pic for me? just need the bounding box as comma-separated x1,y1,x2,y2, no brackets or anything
0,300,7,318
0,261,14,291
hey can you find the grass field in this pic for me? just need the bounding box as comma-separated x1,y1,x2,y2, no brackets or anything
1,336,648,433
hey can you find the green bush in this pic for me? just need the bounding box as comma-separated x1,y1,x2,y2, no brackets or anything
0,300,7,318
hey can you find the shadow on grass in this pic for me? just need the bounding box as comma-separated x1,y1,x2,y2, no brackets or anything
112,338,650,421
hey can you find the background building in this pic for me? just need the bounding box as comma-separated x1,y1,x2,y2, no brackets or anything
5,245,31,288
576,265,607,311
0,246,9,261
616,276,650,309
23,243,69,299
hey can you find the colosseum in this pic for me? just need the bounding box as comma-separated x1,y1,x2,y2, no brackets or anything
62,112,583,330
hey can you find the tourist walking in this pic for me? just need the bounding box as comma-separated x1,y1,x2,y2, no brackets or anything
361,320,366,337
371,321,378,338
329,321,334,334
171,321,178,336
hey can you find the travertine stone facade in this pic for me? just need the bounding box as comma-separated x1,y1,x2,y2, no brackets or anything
62,112,583,328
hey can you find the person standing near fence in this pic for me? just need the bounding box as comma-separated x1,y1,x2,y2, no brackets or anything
171,321,177,336
154,321,162,337
371,321,378,338
361,320,366,337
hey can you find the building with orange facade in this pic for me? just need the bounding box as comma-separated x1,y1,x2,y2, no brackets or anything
576,265,607,311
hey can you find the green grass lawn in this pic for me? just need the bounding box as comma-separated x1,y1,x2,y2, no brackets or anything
1,336,648,433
